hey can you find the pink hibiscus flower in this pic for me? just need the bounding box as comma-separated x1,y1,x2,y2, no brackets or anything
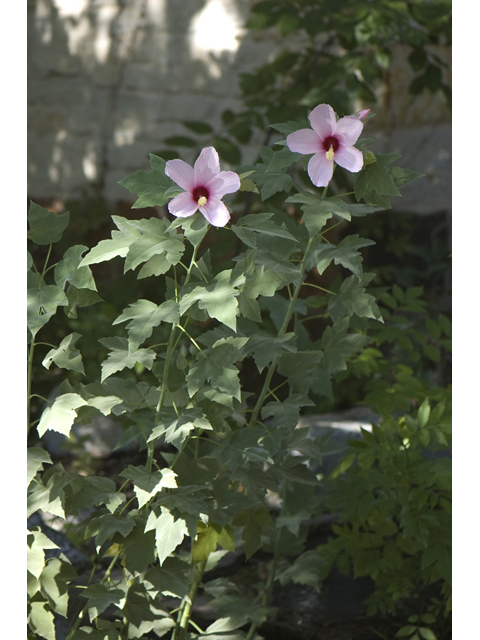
286,104,364,188
165,147,240,227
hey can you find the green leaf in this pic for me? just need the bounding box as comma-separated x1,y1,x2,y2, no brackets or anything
213,136,241,165
328,273,383,323
119,154,176,208
169,212,209,247
321,318,370,373
346,203,386,217
186,337,248,400
262,393,314,429
28,601,56,640
27,201,70,245
79,216,141,266
183,120,214,134
42,332,85,374
164,135,197,147
396,624,418,637
66,475,124,513
113,299,179,348
65,285,103,319
270,120,309,136
124,518,156,573
145,508,189,565
80,583,125,621
27,285,69,337
266,146,302,171
144,557,191,599
85,514,135,547
277,351,324,393
314,235,375,279
355,154,402,201
232,507,273,560
120,465,177,508
148,408,212,450
417,398,431,428
209,428,273,472
27,448,52,487
235,255,283,322
37,392,87,437
286,191,332,237
123,217,184,273
418,629,437,640
193,523,235,564
205,614,249,634
247,332,297,372
40,557,76,617
54,245,97,291
180,271,245,331
99,337,156,382
27,528,59,579
277,549,329,590
247,160,294,200
423,344,441,362
390,166,423,188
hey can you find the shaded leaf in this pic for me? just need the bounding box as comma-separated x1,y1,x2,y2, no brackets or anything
27,448,52,487
145,508,189,565
119,154,176,208
37,392,86,438
54,245,97,291
42,332,85,375
27,201,70,246
99,337,156,382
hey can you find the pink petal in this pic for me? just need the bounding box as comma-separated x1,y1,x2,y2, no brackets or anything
207,170,241,198
308,104,336,139
165,159,195,191
334,145,364,173
356,109,370,121
308,153,334,187
334,116,363,146
194,147,220,186
167,191,199,218
286,129,321,155
200,197,231,227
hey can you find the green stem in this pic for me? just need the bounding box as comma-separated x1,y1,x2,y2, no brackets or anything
41,243,53,278
149,243,202,472
248,237,314,428
173,559,208,640
27,340,36,436
66,548,123,640
301,282,335,295
245,518,282,640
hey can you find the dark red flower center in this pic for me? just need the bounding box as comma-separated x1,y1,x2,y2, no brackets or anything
192,185,209,204
322,136,339,152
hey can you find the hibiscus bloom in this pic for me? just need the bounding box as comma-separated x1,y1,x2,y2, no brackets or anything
286,103,364,188
355,109,370,121
165,147,240,227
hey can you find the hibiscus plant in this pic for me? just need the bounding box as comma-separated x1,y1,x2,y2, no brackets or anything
28,103,448,640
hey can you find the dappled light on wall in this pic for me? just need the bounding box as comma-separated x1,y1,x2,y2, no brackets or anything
189,0,242,79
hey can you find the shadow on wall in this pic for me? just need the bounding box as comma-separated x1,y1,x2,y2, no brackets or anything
28,0,269,203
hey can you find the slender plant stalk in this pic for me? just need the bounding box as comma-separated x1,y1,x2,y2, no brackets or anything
173,559,208,640
248,236,315,428
147,242,202,473
27,340,36,436
65,548,123,640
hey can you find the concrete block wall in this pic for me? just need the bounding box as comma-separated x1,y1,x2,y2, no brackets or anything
28,0,451,214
